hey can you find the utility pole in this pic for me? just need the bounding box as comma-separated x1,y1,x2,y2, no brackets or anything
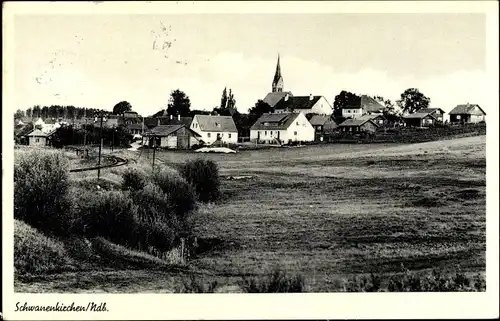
96,113,105,180
111,125,115,152
152,135,156,170
83,108,87,148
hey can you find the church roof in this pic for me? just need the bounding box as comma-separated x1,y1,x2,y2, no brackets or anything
272,54,283,85
263,91,293,108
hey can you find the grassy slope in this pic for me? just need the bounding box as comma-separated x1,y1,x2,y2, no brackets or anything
15,136,486,292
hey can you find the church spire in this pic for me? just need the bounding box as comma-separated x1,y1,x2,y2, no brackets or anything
272,54,283,93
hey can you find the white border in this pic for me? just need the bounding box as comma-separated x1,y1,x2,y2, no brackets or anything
3,1,499,320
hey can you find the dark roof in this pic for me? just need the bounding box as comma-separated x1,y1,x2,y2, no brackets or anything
309,115,332,126
143,117,159,128
419,107,445,114
273,55,283,85
262,91,293,108
158,116,192,126
250,113,300,131
274,95,322,111
144,125,201,137
342,95,385,113
339,117,378,127
404,112,436,119
126,123,143,130
449,104,486,115
193,115,237,132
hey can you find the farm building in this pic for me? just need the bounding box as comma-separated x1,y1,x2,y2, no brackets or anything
418,108,446,122
126,123,143,135
273,94,333,115
308,115,338,133
158,115,193,127
403,112,438,127
190,115,238,145
338,117,379,133
26,129,54,146
448,104,486,124
250,112,315,144
342,95,385,119
143,125,201,149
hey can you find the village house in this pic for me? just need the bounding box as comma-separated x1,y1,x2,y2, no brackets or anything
190,115,238,145
403,111,438,127
250,112,315,144
34,118,61,134
308,114,338,138
418,108,446,123
126,123,144,136
26,129,55,146
143,124,201,149
448,103,486,124
342,95,385,119
338,116,379,133
273,94,333,115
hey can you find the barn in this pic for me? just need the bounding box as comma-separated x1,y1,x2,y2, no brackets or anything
143,125,201,149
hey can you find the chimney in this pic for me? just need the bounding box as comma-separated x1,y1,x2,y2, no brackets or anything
170,114,173,120
157,118,160,126
285,93,289,101
309,93,313,101
177,114,181,121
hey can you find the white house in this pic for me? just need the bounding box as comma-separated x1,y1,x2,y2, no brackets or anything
273,94,332,115
190,115,238,145
250,112,315,144
342,95,385,119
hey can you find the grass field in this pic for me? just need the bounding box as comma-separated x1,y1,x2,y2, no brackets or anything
15,135,486,292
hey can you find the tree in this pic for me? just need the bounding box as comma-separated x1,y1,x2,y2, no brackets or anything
396,88,430,114
14,109,25,119
220,87,228,110
113,101,133,115
249,100,273,116
227,89,236,109
333,90,361,121
166,89,191,117
26,107,33,118
32,105,41,118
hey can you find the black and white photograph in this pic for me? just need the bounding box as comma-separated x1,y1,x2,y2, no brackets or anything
3,1,499,320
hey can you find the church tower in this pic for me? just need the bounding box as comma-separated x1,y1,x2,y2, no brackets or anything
272,54,284,93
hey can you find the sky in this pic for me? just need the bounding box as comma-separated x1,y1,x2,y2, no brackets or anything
13,13,487,116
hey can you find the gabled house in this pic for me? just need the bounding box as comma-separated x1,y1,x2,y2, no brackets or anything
417,108,445,122
26,129,55,146
342,95,385,119
190,115,238,145
403,111,437,127
263,91,294,108
126,123,144,135
143,125,201,149
250,112,315,144
339,116,379,133
308,115,338,133
448,104,486,124
273,94,332,115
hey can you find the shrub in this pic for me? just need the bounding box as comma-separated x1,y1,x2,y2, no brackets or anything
72,190,139,247
14,220,74,274
241,267,305,293
179,159,221,203
14,150,71,236
177,274,219,293
411,196,443,208
121,166,149,191
152,167,197,219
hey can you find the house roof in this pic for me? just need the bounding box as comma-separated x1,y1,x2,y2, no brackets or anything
274,95,323,111
343,95,385,113
449,104,486,115
194,115,237,132
27,129,47,137
404,112,436,119
158,116,192,126
144,125,201,137
250,113,300,131
126,123,143,130
419,107,445,114
262,91,293,108
309,115,333,126
339,117,378,127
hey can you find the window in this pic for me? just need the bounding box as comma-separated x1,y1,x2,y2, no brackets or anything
264,131,267,136
456,115,461,120
348,110,351,113
221,133,224,137
228,133,231,138
294,131,297,136
35,138,40,143
296,122,299,125
207,133,211,138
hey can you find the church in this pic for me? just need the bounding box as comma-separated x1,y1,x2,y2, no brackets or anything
262,55,332,116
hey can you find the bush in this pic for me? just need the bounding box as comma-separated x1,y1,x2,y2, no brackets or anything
241,268,305,293
72,190,139,247
121,166,149,191
14,220,74,274
14,150,71,236
179,159,221,203
152,167,197,219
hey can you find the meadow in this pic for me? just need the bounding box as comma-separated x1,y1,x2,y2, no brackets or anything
14,135,486,292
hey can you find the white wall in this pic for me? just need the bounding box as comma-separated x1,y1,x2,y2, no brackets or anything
342,108,363,119
250,113,314,143
190,117,238,144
